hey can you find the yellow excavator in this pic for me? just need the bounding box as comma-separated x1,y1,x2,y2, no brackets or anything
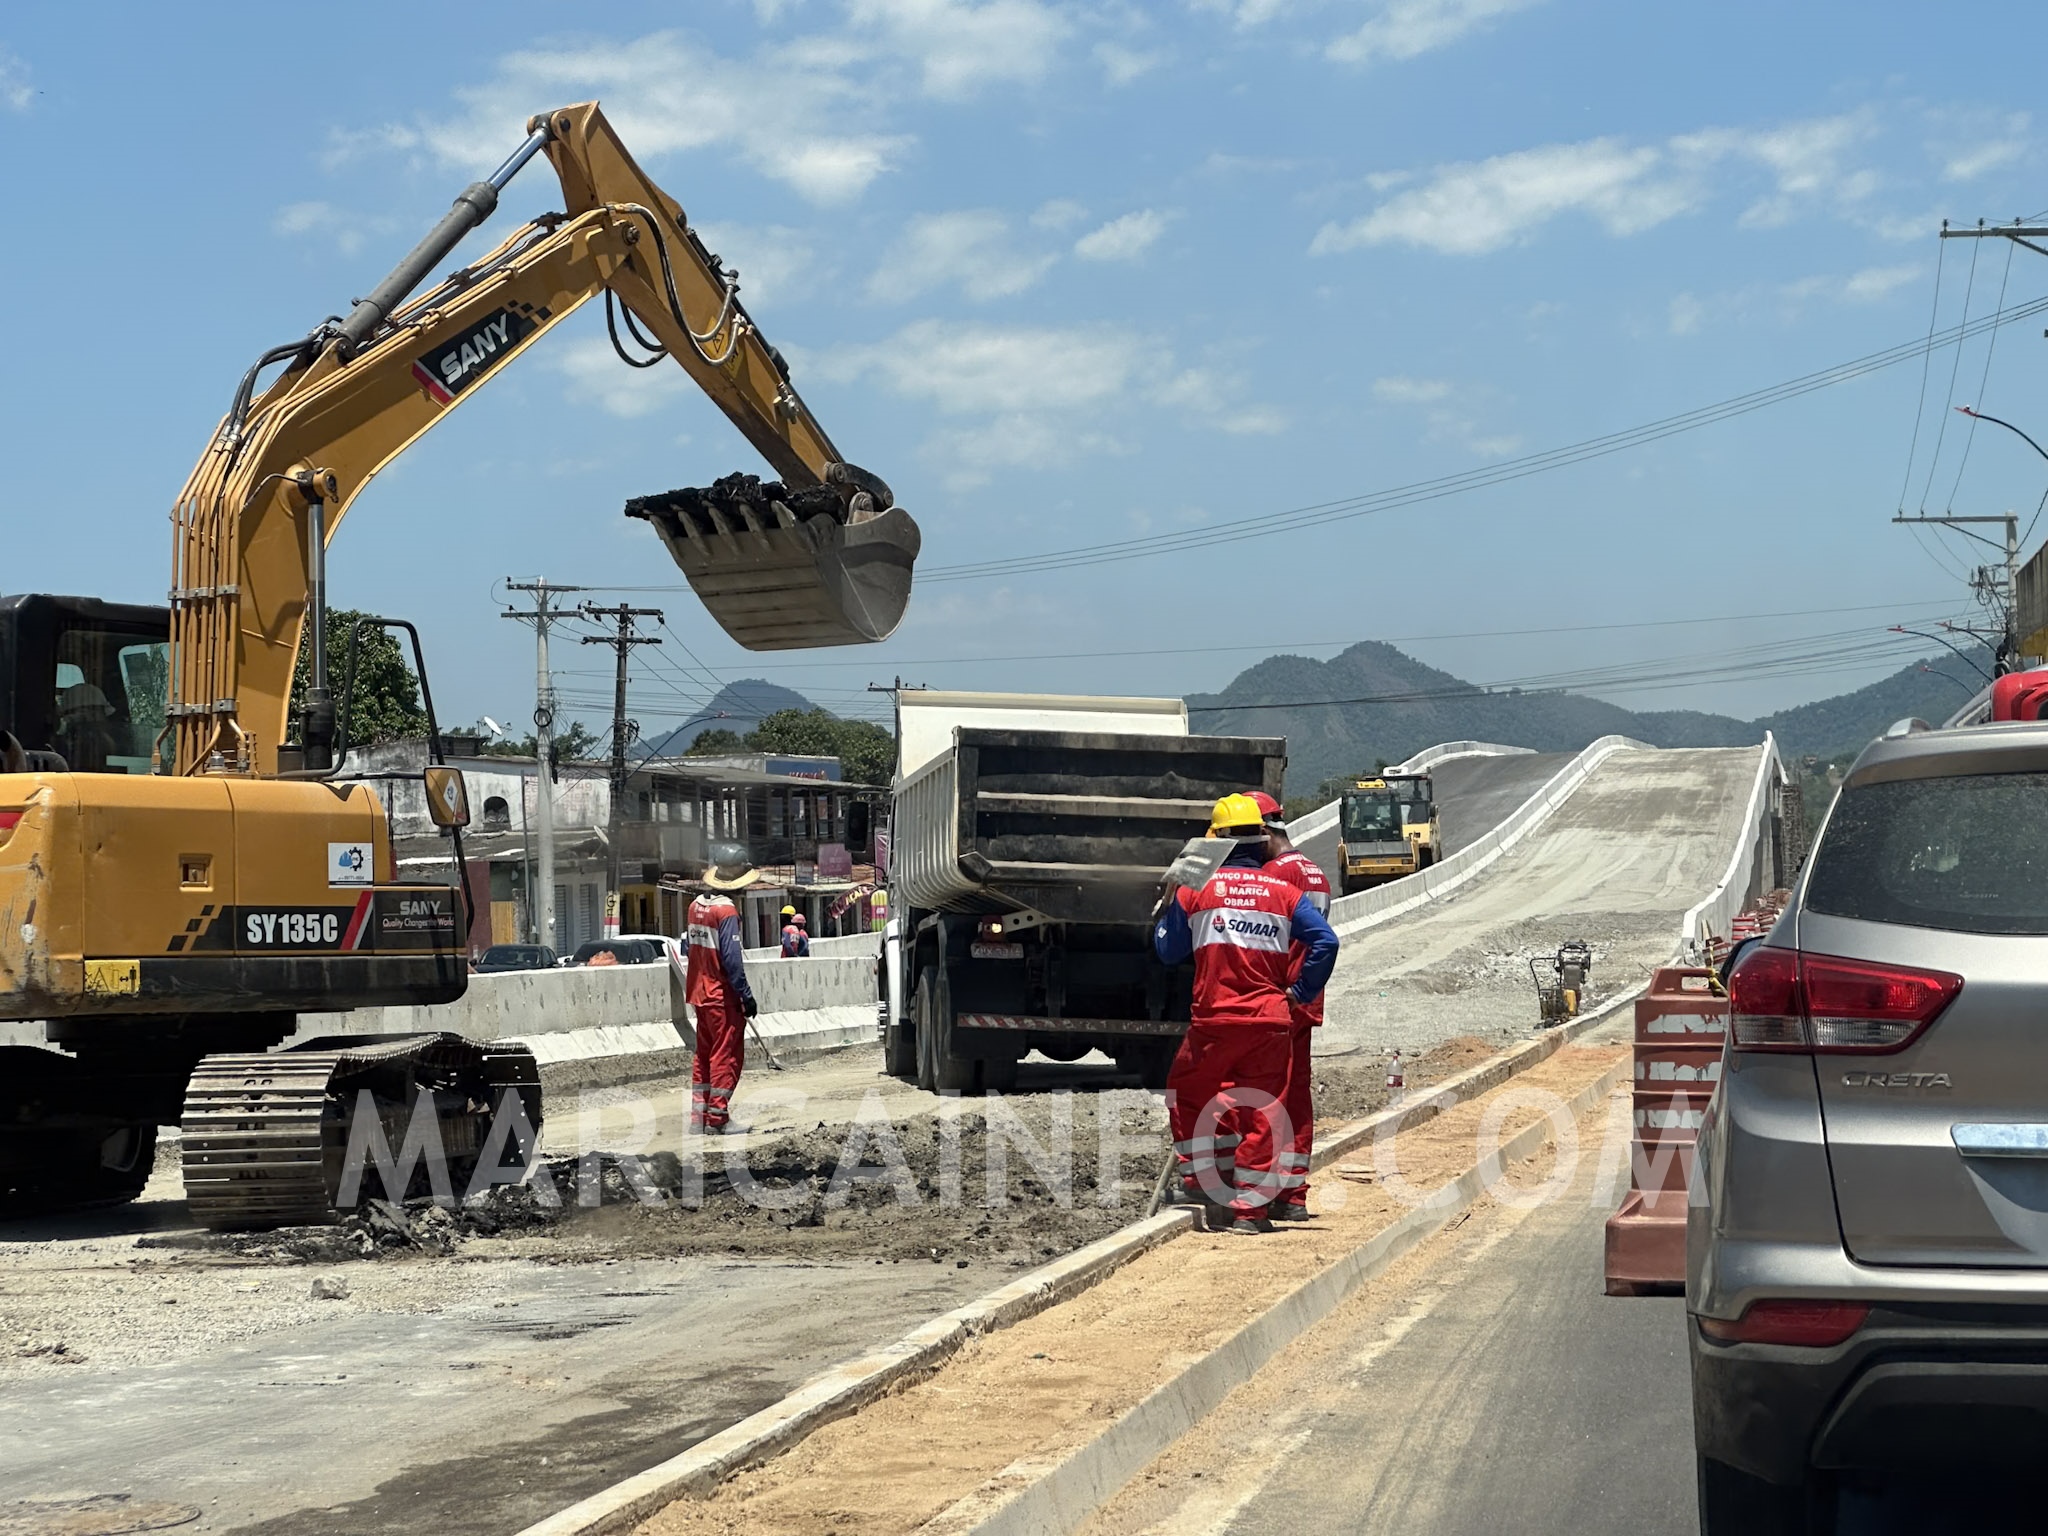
0,102,920,1225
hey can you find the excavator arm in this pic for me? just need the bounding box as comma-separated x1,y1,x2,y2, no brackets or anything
167,101,919,779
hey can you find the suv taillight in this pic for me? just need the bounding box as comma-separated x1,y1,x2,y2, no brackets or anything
1728,946,1962,1055
1699,1299,1870,1347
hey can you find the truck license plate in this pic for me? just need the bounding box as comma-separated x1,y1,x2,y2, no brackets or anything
970,941,1024,960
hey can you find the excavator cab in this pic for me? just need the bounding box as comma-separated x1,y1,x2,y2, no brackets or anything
0,594,170,774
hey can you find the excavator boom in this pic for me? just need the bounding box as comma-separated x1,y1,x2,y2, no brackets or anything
169,101,919,779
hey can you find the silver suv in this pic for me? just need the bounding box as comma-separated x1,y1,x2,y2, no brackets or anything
1689,721,2048,1531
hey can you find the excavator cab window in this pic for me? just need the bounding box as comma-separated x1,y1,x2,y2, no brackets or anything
0,594,170,773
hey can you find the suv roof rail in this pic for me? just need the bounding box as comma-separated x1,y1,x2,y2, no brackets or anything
1882,716,1933,739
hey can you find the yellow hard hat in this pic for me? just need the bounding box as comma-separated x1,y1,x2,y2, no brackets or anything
781,904,797,917
1207,792,1266,839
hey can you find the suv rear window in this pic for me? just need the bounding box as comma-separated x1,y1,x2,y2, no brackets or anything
1806,771,2048,935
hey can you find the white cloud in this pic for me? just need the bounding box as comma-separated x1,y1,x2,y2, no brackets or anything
818,320,1150,414
1074,209,1172,262
816,320,1284,484
1314,112,1877,256
1312,137,1682,255
1094,41,1163,84
1944,137,2025,182
1841,263,1920,303
553,336,693,418
869,210,1056,302
1369,374,1514,455
1668,292,1705,336
271,200,394,257
844,0,1068,100
1327,0,1543,66
1371,375,1452,403
337,32,909,206
691,221,820,309
0,47,32,111
1030,198,1089,231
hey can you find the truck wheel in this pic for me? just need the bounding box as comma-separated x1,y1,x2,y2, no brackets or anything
914,969,939,1092
918,966,976,1094
883,1015,917,1080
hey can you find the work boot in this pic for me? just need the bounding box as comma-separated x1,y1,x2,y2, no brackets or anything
1223,1215,1275,1235
1270,1202,1312,1223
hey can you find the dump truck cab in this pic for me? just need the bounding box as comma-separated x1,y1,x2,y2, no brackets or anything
1337,772,1439,895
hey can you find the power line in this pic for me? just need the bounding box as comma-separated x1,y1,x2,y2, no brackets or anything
920,289,2048,583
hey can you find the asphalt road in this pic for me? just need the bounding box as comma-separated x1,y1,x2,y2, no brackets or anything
1082,1079,1699,1536
1293,749,1573,886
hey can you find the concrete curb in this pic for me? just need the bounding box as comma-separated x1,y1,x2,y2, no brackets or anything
511,1208,1197,1536
933,1054,1634,1536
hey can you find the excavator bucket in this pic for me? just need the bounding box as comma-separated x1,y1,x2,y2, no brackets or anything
628,476,920,650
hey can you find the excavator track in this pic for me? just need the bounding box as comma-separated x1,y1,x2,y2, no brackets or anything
179,1035,545,1232
181,1053,342,1229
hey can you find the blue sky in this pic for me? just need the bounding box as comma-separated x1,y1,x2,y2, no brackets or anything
4,1,2046,735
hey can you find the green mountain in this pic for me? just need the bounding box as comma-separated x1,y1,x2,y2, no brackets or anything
1187,641,1988,794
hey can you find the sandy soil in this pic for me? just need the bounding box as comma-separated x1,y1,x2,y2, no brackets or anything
629,1041,1628,1536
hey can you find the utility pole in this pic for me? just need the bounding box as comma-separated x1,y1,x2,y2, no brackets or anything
1892,510,2019,666
502,580,585,950
580,603,663,938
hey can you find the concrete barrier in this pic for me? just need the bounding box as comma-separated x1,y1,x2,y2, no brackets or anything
1388,740,1536,773
293,947,878,1072
1679,732,1784,959
1325,734,1654,938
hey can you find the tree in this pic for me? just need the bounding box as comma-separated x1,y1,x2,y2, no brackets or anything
743,708,894,785
287,608,426,746
477,720,600,766
686,727,746,756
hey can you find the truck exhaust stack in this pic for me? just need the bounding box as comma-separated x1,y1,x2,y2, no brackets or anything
628,473,921,651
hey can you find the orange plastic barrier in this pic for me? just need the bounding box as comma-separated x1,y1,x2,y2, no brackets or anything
1606,965,1727,1296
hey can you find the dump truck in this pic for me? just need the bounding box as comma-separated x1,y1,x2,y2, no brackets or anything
1337,772,1440,894
878,692,1285,1091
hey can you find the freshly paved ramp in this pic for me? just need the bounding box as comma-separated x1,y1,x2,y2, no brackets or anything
1293,750,1573,888
1432,751,1575,854
1320,747,1760,1057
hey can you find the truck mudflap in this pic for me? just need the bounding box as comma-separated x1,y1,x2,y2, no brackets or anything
956,1013,1183,1036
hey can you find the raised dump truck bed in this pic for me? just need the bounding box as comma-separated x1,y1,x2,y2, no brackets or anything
881,691,1284,1092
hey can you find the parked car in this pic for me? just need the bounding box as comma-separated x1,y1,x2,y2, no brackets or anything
1690,717,2048,1529
474,943,559,974
615,933,685,970
568,937,668,967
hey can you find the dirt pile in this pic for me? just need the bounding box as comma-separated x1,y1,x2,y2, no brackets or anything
134,1037,1495,1272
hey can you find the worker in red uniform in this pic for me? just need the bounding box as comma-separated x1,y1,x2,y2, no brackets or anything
1252,790,1332,1221
780,907,811,958
1154,794,1339,1233
687,853,760,1133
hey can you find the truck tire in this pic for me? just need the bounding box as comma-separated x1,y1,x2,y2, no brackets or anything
916,966,977,1094
914,969,939,1092
883,1015,917,1080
